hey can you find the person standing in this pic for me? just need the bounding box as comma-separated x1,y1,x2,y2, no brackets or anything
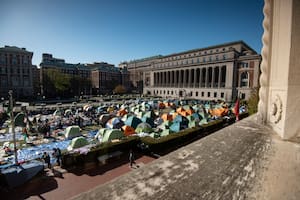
42,152,51,169
129,149,136,168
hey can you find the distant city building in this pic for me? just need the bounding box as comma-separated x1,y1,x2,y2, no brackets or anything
87,62,130,95
32,65,40,96
40,53,91,98
40,54,130,97
0,46,34,98
121,41,261,101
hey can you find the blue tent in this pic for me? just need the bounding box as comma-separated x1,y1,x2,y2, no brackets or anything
125,116,142,129
141,116,155,127
169,122,182,133
173,115,189,127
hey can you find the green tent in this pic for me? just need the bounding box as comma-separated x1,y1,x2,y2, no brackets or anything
69,136,89,149
149,132,160,138
135,122,153,133
160,129,173,137
14,112,26,127
65,125,81,139
95,128,109,139
188,120,197,128
157,120,173,130
53,109,63,116
102,129,124,143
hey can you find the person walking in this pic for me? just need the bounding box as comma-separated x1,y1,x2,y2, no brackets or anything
42,152,51,169
129,149,137,168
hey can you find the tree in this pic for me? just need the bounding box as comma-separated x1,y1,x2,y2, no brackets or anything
44,69,71,97
113,85,127,94
247,87,259,115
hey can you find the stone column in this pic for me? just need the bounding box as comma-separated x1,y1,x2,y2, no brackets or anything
218,66,222,88
193,68,197,88
205,67,209,88
189,69,192,87
211,67,215,88
259,0,300,139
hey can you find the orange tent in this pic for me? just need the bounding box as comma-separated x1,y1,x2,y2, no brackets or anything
161,113,173,121
209,107,229,117
121,125,135,136
117,109,128,117
186,109,194,116
176,107,185,113
158,102,165,109
171,112,178,120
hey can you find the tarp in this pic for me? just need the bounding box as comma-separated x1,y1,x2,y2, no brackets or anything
69,136,89,149
102,129,124,143
125,116,142,129
0,160,44,188
65,126,81,139
135,122,153,133
121,125,135,136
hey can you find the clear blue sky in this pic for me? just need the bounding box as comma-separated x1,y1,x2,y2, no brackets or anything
0,0,264,66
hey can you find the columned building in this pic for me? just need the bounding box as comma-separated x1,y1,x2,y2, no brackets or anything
0,46,34,98
121,41,261,101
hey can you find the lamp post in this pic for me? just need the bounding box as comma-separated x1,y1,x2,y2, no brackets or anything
9,90,18,165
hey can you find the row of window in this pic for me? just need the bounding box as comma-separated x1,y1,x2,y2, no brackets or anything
153,90,225,99
0,54,30,65
155,54,228,68
0,67,31,74
159,47,228,62
0,76,31,86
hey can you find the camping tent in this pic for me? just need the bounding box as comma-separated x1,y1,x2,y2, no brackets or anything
160,129,173,137
69,136,89,149
102,129,124,143
106,117,124,129
99,114,113,125
135,122,153,133
122,125,136,136
65,126,81,139
157,120,173,130
141,116,155,127
125,116,142,129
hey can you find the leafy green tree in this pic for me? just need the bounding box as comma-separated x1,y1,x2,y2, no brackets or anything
113,85,127,94
44,69,71,97
248,87,259,115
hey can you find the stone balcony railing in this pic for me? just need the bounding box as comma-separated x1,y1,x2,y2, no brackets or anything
72,115,300,200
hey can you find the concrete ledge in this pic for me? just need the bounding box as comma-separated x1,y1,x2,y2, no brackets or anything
72,115,300,200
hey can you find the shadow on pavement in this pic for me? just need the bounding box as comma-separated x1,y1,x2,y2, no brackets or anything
67,152,145,177
0,171,58,199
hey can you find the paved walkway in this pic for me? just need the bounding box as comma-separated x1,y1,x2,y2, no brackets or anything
0,153,155,200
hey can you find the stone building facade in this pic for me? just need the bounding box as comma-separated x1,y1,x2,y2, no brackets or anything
87,62,130,95
0,46,34,98
122,41,261,101
40,54,130,97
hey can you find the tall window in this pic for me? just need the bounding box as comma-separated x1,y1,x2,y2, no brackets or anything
240,72,249,87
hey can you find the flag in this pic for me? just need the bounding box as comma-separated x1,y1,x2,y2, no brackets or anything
234,98,240,121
